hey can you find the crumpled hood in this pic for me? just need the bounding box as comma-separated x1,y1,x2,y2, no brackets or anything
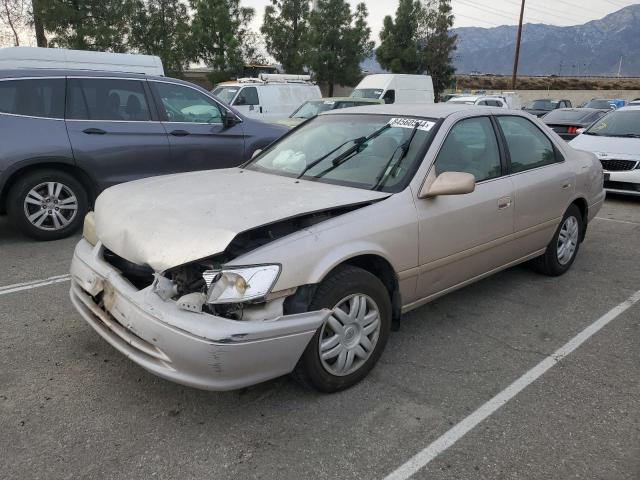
569,134,640,158
95,168,389,271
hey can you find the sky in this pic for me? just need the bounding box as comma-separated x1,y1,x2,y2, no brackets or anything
1,0,639,48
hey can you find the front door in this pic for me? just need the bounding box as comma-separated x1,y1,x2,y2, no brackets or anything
414,116,516,300
65,77,172,191
149,81,246,171
231,86,262,120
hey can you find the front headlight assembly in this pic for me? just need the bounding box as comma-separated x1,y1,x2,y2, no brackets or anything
204,265,280,304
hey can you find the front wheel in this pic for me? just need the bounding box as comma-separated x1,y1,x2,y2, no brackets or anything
7,169,89,241
530,204,582,276
293,266,392,392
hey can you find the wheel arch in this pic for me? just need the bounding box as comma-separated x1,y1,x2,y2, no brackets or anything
569,197,588,242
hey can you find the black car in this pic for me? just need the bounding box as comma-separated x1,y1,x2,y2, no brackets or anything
0,70,288,240
522,98,572,117
541,108,608,141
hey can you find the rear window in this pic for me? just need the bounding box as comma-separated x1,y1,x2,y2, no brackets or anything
0,78,65,119
543,110,594,123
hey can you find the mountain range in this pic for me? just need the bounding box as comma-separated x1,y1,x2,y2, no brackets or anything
362,5,640,77
451,4,640,76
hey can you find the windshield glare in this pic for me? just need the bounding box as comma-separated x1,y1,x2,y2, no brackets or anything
246,114,437,191
586,110,640,137
291,100,335,119
352,88,383,99
212,86,239,104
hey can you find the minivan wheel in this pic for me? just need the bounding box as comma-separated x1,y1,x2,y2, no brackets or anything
530,204,582,276
7,170,88,241
293,266,392,392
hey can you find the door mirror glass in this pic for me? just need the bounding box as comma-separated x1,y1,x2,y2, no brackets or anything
222,110,240,128
420,171,476,198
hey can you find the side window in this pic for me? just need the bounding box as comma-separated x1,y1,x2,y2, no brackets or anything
233,87,259,106
382,90,395,104
0,78,65,118
477,100,489,106
151,82,222,124
434,116,502,182
497,116,557,173
67,79,151,121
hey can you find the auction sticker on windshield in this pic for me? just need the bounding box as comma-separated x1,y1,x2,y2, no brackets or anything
388,118,435,131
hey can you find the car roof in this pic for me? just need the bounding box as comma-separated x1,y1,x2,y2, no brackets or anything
322,103,501,118
551,108,604,113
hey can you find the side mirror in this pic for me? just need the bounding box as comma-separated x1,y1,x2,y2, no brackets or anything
419,171,476,198
251,149,262,159
576,128,586,134
222,110,239,129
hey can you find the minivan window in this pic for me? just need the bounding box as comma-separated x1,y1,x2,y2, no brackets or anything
352,88,384,100
211,86,240,104
67,78,151,121
497,116,557,173
435,116,502,182
382,90,395,104
152,82,223,124
234,87,259,106
0,78,65,119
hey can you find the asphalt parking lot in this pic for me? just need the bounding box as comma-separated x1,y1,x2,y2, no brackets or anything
1,195,639,480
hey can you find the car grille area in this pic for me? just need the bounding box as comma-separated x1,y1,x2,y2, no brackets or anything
600,159,639,171
102,249,155,289
604,180,640,192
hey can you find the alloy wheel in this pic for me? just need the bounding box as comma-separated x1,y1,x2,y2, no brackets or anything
557,215,579,265
23,182,79,231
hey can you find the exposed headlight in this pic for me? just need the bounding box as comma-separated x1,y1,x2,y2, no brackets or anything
83,212,97,246
204,265,280,304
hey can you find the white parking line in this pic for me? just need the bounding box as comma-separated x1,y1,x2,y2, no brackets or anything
383,288,640,480
595,217,640,226
0,274,71,296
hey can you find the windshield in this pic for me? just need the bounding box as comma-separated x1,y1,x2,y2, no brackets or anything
291,100,335,119
211,86,239,104
584,100,613,109
352,88,383,99
586,110,640,137
525,100,556,110
245,114,438,192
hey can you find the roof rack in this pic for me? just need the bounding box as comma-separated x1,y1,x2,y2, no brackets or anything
237,74,313,84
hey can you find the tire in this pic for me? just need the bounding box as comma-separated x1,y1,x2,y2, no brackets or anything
293,265,392,393
530,204,582,276
6,169,89,241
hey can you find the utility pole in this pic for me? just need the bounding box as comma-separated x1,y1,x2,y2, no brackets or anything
617,55,623,77
511,0,526,89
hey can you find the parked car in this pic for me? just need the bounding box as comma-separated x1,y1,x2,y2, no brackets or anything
628,98,640,107
0,46,164,75
276,97,384,128
211,74,321,122
522,98,572,117
542,108,608,140
0,70,288,240
446,95,508,108
570,106,640,196
581,98,624,110
351,74,434,104
70,104,604,393
440,93,463,103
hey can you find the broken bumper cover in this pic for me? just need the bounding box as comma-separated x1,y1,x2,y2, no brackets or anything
69,239,328,391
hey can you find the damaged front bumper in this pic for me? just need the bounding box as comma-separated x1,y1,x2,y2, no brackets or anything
69,239,329,391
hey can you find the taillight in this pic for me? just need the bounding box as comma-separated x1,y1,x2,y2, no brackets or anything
567,126,578,134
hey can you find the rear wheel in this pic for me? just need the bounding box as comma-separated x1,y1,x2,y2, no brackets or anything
531,204,582,276
7,169,88,241
293,266,391,392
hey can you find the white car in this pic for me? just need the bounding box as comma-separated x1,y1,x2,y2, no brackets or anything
570,106,640,196
447,95,508,108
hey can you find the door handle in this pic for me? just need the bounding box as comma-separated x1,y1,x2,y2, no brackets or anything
498,196,512,210
259,106,263,113
82,128,106,135
169,130,190,137
562,181,572,189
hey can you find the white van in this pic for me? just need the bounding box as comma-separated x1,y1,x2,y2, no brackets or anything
212,74,322,122
351,74,434,104
0,46,164,75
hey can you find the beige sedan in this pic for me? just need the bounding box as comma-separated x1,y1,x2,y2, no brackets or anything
70,104,605,392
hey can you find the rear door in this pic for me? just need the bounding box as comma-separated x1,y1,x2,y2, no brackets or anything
495,115,574,254
65,77,171,190
149,80,246,170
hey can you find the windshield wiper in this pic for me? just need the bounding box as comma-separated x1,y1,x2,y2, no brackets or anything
583,131,600,136
373,124,420,190
298,123,391,179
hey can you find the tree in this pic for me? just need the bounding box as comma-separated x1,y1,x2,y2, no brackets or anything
0,0,27,46
307,0,373,96
261,0,309,74
375,0,422,74
130,0,192,76
419,0,457,100
190,0,255,83
31,0,47,46
38,0,135,51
